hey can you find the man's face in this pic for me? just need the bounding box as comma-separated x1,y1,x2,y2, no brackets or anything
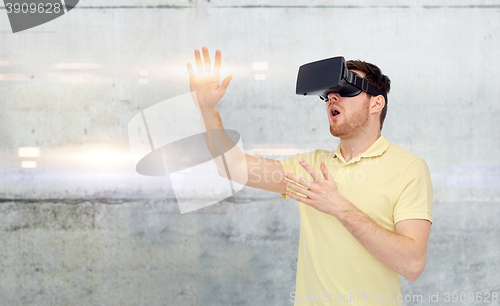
326,70,371,138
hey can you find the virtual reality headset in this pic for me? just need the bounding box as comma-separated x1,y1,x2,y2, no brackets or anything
296,56,387,103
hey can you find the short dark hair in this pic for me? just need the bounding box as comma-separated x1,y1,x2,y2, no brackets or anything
346,60,391,130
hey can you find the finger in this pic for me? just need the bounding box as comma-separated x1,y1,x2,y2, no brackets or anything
186,62,195,79
214,49,221,75
202,46,211,74
285,191,314,206
284,178,315,198
321,162,332,181
221,75,232,91
195,49,203,75
285,172,312,189
299,159,321,182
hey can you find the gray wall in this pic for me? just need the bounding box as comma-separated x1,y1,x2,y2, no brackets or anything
1,0,499,305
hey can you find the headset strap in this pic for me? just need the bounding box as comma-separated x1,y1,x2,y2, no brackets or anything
347,72,388,104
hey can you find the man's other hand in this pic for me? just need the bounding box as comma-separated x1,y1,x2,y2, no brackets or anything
187,47,233,110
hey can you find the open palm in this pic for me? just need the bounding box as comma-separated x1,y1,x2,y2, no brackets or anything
187,47,232,110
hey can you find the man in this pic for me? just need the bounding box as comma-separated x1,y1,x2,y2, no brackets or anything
187,47,432,305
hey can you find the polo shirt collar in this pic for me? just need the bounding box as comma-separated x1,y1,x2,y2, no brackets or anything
333,135,391,165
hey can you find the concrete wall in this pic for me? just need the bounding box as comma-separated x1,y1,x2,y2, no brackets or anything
1,1,499,305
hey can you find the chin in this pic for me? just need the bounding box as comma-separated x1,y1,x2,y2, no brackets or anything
330,128,348,137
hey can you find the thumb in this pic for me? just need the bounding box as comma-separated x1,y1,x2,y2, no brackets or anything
221,75,233,91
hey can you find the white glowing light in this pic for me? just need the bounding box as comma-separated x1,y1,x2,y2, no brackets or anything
0,74,28,81
69,148,133,168
254,74,266,81
21,161,37,168
19,147,40,157
52,63,101,69
45,73,108,84
252,62,268,71
139,79,149,84
73,150,131,167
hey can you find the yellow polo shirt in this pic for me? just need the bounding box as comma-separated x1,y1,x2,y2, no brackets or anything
280,135,433,305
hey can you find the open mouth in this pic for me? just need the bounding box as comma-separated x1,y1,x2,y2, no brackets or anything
331,109,340,118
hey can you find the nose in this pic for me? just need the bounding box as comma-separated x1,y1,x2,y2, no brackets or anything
328,92,340,102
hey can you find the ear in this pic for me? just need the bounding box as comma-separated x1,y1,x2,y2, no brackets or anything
370,95,385,115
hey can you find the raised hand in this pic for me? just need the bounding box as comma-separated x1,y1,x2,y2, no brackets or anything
186,47,233,110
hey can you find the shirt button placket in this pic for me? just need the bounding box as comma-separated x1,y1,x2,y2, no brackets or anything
334,164,345,183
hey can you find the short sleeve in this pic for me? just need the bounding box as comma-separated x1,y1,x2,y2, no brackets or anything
393,158,433,224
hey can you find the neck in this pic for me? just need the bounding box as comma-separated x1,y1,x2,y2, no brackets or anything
339,130,381,163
